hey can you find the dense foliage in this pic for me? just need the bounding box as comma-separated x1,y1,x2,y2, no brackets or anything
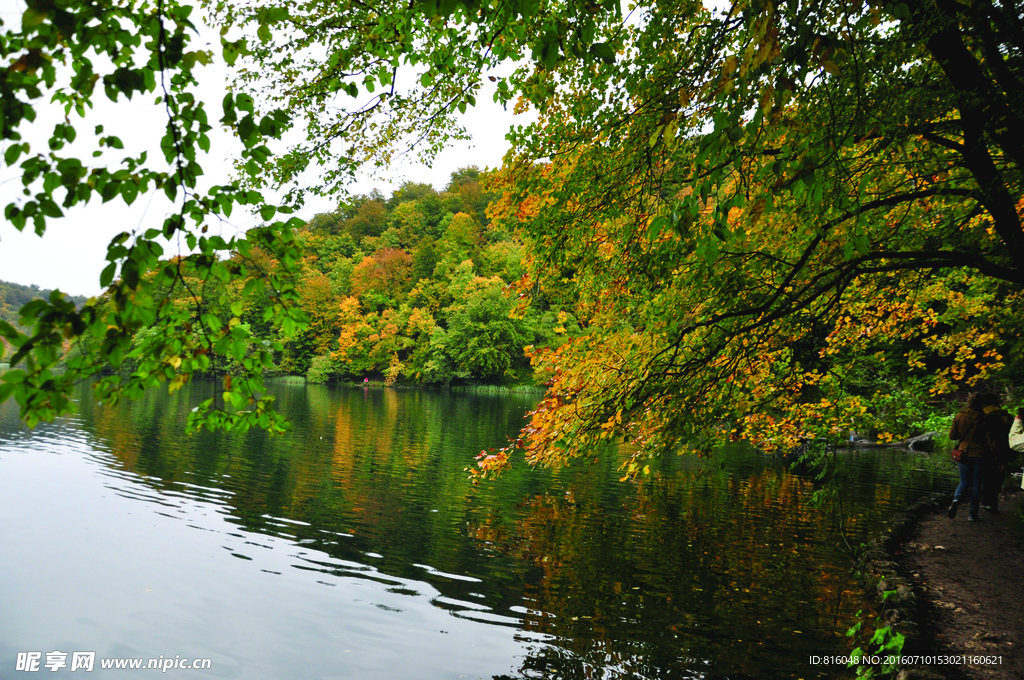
197,0,1024,477
479,0,1024,475
220,168,579,386
3,0,1022,472
1,0,313,431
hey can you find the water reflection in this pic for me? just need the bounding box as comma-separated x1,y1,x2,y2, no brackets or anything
0,382,957,679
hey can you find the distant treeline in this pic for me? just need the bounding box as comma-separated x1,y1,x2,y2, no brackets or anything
94,166,578,387
268,166,581,386
1,279,89,341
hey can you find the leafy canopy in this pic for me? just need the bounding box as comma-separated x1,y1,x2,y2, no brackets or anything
3,0,1022,470
478,0,1024,475
1,0,308,431
1,0,623,429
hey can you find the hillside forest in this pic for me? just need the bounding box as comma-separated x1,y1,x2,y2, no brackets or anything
71,166,576,390
0,280,88,335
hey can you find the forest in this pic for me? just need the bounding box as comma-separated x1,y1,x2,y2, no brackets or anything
2,167,572,389
0,280,87,332
158,167,578,387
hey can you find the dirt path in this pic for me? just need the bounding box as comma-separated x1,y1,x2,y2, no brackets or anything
897,487,1024,680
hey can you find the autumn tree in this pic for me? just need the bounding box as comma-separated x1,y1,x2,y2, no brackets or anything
200,0,1023,472
7,0,1023,461
350,248,414,309
479,0,1024,474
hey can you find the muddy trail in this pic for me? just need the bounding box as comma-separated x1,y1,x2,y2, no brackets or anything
897,487,1024,680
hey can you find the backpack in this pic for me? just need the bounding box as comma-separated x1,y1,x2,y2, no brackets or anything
951,412,982,463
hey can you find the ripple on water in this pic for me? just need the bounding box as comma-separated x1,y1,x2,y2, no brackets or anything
0,384,959,679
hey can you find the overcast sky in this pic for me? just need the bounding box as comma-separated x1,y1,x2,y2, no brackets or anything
0,8,526,297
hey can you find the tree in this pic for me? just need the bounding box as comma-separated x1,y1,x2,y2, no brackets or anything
290,270,341,369
443,270,534,381
210,0,625,197
350,248,414,309
477,0,1024,475
6,0,1023,464
220,0,1022,472
0,0,308,431
344,196,389,238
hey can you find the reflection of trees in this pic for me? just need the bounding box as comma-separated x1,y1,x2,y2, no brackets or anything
470,461,870,679
57,384,954,680
78,382,539,582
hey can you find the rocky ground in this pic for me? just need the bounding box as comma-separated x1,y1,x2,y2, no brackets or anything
896,486,1023,680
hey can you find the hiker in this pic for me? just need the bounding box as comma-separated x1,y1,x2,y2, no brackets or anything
981,393,1014,514
1010,407,1024,489
947,393,988,522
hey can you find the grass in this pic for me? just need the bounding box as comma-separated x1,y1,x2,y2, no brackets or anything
449,384,545,394
330,380,545,393
266,375,307,385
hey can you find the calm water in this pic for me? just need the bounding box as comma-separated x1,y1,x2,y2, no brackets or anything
0,382,958,679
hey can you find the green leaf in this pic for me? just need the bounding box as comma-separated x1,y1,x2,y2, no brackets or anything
101,181,120,203
19,299,49,319
39,198,63,218
121,181,139,206
589,43,615,64
202,313,223,330
2,369,28,384
5,144,24,166
122,258,140,289
646,216,667,241
22,8,47,27
237,115,255,144
100,263,117,288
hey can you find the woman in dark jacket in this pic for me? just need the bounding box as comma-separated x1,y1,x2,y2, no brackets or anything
947,393,988,522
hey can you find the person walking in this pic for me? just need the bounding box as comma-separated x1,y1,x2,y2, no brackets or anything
980,393,1014,514
948,393,988,522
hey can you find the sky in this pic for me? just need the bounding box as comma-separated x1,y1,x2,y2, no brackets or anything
0,7,526,297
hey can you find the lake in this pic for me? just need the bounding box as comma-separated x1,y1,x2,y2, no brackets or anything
0,381,958,678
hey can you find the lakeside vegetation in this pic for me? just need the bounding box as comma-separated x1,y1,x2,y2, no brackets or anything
2,0,1022,457
64,166,577,391
254,166,580,388
3,2,1021,672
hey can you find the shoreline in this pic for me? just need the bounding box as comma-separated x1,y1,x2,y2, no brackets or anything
265,375,546,393
852,486,1023,679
